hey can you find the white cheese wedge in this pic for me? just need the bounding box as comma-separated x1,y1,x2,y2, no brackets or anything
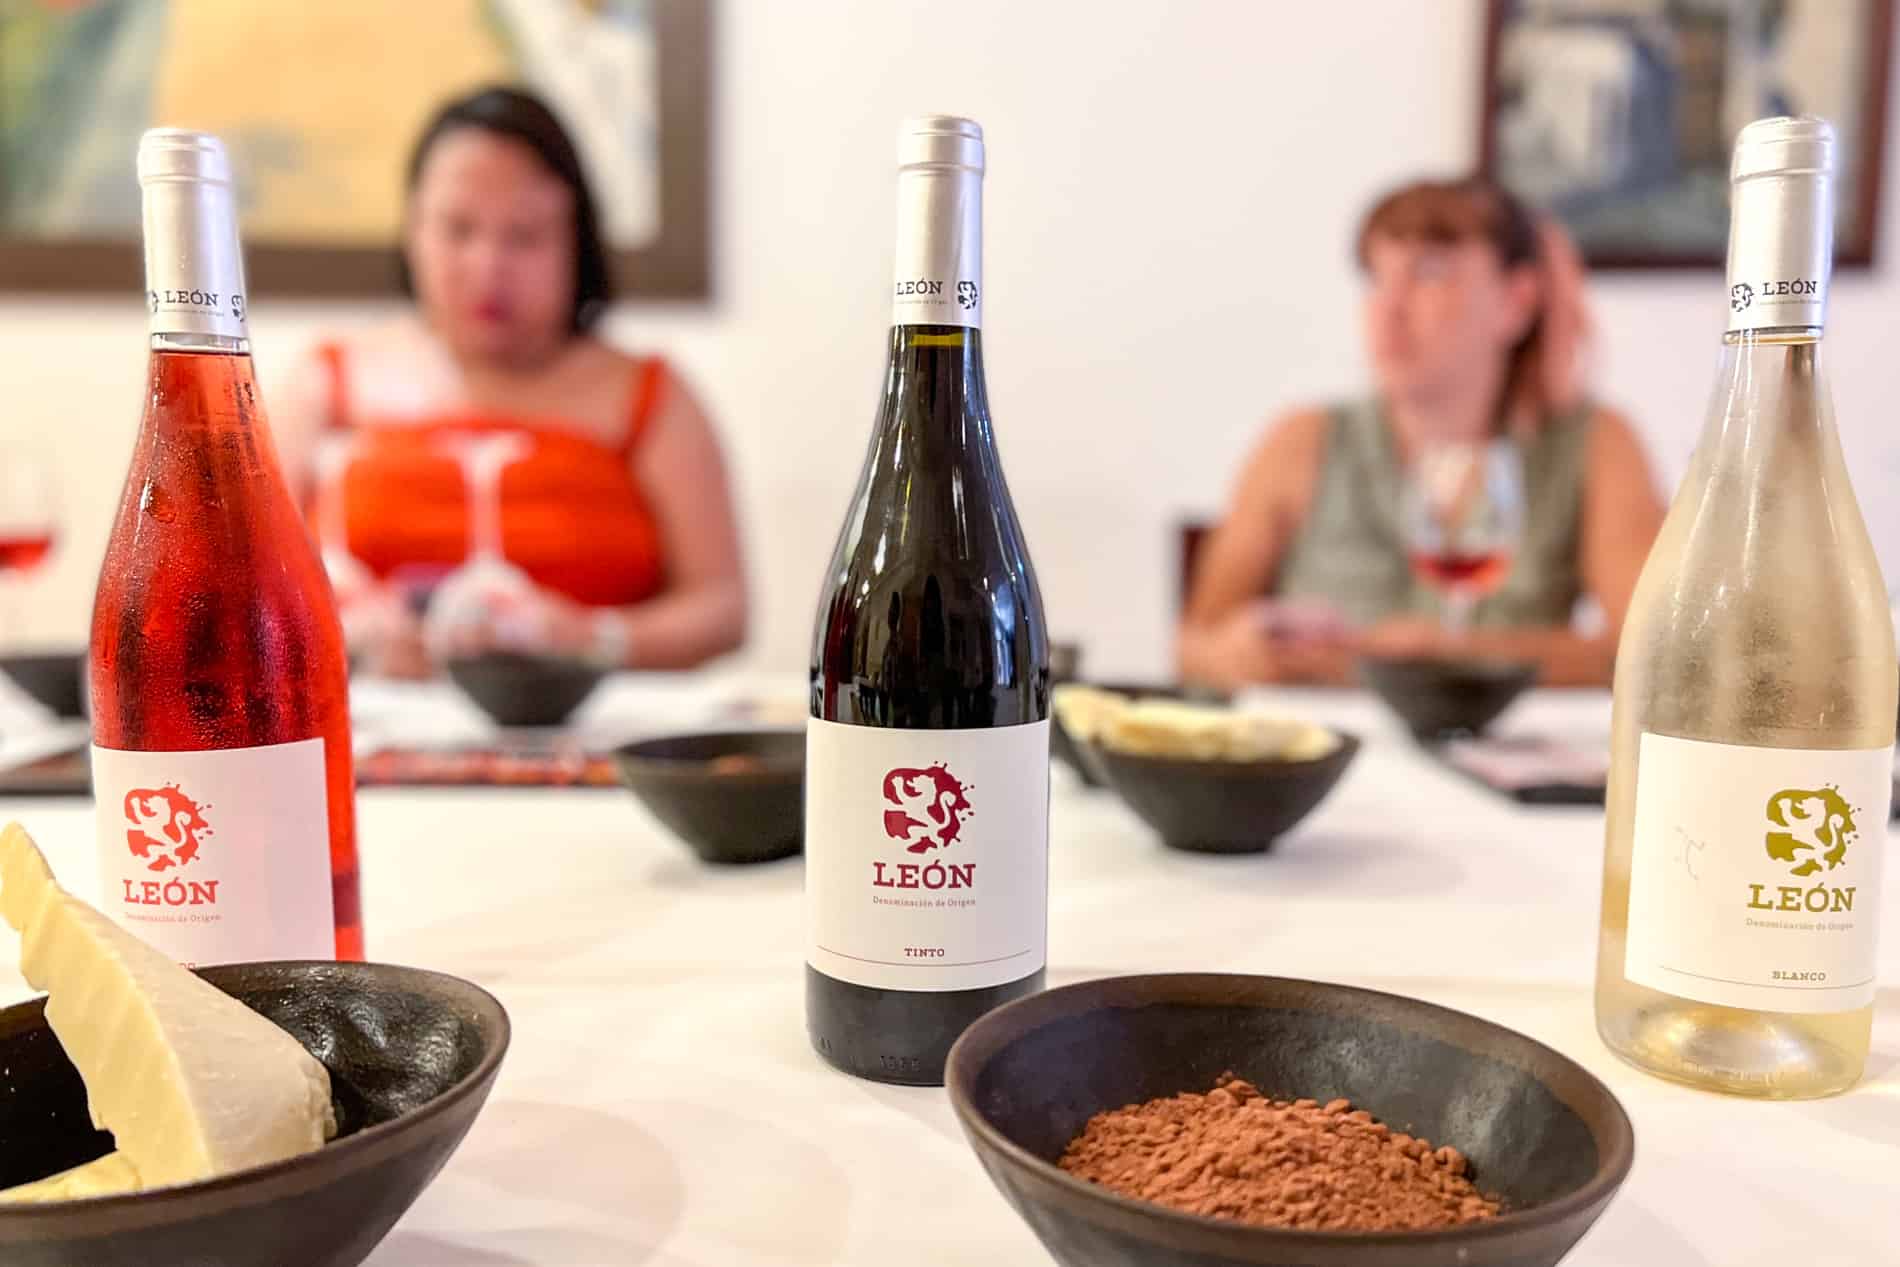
1051,684,1131,743
1099,699,1339,763
0,1151,143,1203
0,823,336,1195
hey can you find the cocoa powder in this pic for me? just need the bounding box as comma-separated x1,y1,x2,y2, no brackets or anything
1058,1074,1502,1233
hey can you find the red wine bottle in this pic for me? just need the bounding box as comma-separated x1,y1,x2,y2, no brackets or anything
806,116,1050,1085
90,130,362,966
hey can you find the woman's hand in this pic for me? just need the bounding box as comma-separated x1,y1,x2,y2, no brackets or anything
1180,599,1355,688
363,614,433,681
1181,605,1279,689
422,561,610,665
1352,615,1453,661
326,552,432,680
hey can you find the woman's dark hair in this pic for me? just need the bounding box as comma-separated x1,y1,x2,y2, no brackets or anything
400,85,613,334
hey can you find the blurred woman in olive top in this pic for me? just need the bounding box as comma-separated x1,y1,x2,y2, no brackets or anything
1180,178,1664,689
282,87,746,677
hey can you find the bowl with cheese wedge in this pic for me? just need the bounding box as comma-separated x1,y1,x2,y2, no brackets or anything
0,825,509,1267
1052,682,1230,788
1081,697,1360,854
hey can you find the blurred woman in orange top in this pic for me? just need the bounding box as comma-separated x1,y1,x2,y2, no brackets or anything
284,87,745,677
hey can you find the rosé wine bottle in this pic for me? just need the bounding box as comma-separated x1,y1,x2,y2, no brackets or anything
90,129,362,965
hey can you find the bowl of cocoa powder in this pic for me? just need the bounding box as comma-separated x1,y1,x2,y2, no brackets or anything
947,973,1632,1266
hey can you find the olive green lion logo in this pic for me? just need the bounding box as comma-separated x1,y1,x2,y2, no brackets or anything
1764,786,1859,877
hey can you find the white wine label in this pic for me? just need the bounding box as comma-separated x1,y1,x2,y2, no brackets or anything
806,717,1048,991
1625,732,1889,1013
92,738,336,967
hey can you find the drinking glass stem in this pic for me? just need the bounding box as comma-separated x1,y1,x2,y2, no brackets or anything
1443,588,1475,640
470,458,504,563
455,435,530,565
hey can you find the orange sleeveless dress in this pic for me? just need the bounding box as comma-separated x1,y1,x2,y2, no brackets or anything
317,344,668,607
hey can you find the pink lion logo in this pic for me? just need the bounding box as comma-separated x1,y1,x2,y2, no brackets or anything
125,785,213,873
881,764,972,855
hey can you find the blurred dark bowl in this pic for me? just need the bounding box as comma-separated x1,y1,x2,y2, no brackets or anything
0,653,86,719
1357,656,1538,741
445,651,605,728
0,960,509,1267
1050,642,1084,685
614,729,805,864
1092,733,1359,854
1053,681,1229,788
947,973,1634,1267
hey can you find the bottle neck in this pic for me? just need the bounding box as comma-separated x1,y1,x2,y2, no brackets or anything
143,343,266,433
1697,332,1836,484
153,332,251,355
882,325,992,448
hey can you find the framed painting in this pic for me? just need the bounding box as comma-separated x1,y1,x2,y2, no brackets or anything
0,0,710,297
1479,0,1892,268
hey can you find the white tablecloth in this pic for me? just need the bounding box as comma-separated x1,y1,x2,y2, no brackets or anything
2,679,1896,1266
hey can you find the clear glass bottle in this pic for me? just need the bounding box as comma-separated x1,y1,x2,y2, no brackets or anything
1595,117,1893,1097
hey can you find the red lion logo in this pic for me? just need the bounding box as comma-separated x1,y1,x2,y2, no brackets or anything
124,785,213,873
882,764,972,855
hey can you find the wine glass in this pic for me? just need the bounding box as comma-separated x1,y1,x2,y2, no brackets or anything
0,454,60,644
312,432,415,676
424,433,539,661
0,454,60,735
313,432,377,596
1401,437,1525,638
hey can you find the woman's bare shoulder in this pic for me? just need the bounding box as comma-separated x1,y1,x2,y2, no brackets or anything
1583,401,1640,440
1580,403,1654,467
566,334,653,372
1240,405,1332,487
1264,405,1332,452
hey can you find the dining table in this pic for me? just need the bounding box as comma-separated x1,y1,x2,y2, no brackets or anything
0,671,1895,1267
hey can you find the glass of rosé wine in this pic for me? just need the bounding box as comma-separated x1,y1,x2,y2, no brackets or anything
1401,437,1524,638
0,453,59,637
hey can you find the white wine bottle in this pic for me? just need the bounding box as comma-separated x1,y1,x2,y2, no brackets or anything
1595,116,1895,1098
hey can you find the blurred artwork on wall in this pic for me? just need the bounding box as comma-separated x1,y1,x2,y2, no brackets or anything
0,0,709,296
1480,0,1891,268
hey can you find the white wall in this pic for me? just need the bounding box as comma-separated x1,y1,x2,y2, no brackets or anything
5,0,1899,676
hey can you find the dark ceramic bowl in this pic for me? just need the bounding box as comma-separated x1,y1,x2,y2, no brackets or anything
948,973,1633,1267
0,960,509,1267
1,653,86,719
445,651,606,728
1092,733,1359,854
1357,656,1538,741
1053,682,1230,788
615,729,805,864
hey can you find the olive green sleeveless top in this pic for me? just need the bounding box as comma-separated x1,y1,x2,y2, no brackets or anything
1275,400,1592,627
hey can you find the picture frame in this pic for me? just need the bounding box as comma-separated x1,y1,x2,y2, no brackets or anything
0,0,710,298
1478,0,1892,269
